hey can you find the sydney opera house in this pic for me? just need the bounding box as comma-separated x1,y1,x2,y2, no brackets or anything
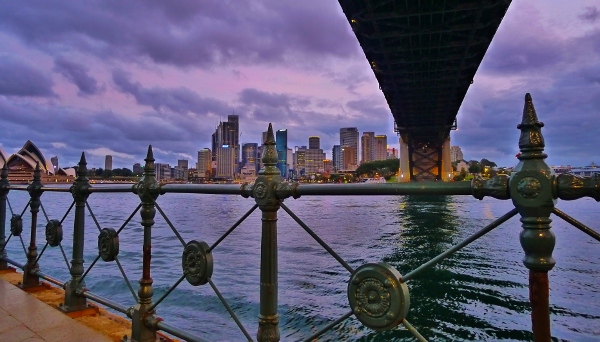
0,141,75,183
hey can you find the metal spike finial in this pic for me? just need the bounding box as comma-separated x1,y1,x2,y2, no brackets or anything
77,152,88,177
517,93,545,153
259,123,280,176
265,123,276,145
146,145,154,161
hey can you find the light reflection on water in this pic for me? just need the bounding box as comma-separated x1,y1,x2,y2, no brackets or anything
2,188,599,341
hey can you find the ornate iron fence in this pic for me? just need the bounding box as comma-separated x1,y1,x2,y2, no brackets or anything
0,94,599,342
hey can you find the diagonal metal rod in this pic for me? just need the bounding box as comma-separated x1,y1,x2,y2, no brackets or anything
40,201,50,223
207,277,253,341
59,244,71,272
80,254,101,283
147,274,186,313
553,208,600,242
302,310,354,342
403,208,518,282
86,201,103,232
402,319,428,342
34,243,48,266
18,235,28,256
115,257,138,302
60,201,75,225
0,234,13,256
116,203,142,235
153,200,186,247
6,197,14,215
19,200,30,217
209,204,258,252
280,202,355,274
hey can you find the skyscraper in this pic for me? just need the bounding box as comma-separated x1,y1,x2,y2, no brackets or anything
50,156,58,173
242,143,258,172
340,127,359,171
197,148,212,178
276,129,287,177
374,135,388,161
212,115,240,174
450,146,463,162
308,136,320,150
332,145,341,171
105,155,113,171
361,132,375,164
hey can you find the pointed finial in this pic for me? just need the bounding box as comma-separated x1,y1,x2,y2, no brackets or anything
264,123,275,145
143,145,155,177
146,145,154,161
259,123,280,176
517,93,545,155
32,161,41,182
77,152,88,177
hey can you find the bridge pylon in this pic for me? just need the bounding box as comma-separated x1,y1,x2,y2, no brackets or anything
398,137,453,182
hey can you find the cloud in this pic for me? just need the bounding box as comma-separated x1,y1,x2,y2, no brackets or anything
0,55,56,97
579,6,599,23
53,56,103,96
112,68,231,117
51,142,67,148
86,147,135,159
0,0,358,70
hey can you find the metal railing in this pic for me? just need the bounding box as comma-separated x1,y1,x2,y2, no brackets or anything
0,93,599,342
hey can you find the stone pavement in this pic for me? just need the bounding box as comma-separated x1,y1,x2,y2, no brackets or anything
0,278,112,342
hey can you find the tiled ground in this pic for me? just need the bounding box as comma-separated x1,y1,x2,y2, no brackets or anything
0,278,112,342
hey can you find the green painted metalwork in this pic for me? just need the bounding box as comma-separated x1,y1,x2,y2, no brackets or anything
131,145,160,342
348,262,410,331
509,94,555,342
253,123,282,342
1,95,600,341
61,153,90,312
0,165,9,270
22,162,43,288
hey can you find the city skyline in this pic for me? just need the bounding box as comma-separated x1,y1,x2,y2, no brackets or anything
0,1,599,169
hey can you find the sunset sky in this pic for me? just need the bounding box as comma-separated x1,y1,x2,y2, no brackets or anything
0,0,599,169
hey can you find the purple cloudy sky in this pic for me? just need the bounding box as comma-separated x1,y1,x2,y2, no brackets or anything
0,0,598,169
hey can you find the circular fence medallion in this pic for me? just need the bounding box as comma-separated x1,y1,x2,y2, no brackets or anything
98,228,119,262
10,215,22,236
348,262,410,331
45,219,63,247
182,240,213,286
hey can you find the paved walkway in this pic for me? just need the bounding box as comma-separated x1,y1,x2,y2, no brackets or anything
0,278,112,342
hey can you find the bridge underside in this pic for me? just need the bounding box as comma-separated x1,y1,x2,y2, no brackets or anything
338,0,511,180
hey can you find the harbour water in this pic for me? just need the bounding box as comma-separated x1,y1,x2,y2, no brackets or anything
2,187,599,341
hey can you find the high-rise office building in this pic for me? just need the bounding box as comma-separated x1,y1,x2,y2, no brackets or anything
450,146,463,162
216,146,235,178
276,129,287,178
212,115,240,173
332,145,341,171
341,146,358,171
294,146,307,176
308,136,320,150
105,155,113,171
361,132,375,164
305,149,325,175
133,163,143,174
197,148,212,178
387,148,398,160
177,159,188,170
242,143,258,172
374,135,388,161
340,128,359,170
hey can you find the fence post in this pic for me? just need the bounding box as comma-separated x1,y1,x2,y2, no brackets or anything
509,94,555,341
0,165,9,270
61,153,90,311
253,124,282,341
131,146,159,342
22,162,43,288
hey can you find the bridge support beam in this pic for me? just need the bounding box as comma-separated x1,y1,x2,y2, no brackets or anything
398,137,453,182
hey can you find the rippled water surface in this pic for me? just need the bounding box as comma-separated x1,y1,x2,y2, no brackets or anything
3,187,599,341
